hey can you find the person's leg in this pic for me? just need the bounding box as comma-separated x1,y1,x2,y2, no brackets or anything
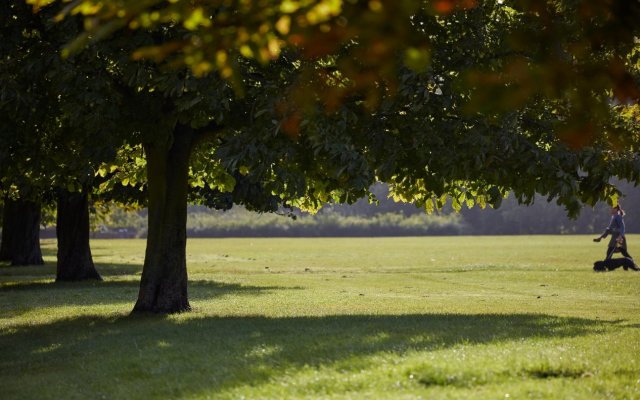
620,248,633,259
606,246,616,259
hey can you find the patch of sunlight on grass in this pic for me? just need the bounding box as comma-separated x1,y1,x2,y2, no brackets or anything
1,236,639,399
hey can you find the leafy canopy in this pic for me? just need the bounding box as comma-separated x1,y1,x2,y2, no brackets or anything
11,0,640,217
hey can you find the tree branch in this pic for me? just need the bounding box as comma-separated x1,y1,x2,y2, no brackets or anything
192,120,225,147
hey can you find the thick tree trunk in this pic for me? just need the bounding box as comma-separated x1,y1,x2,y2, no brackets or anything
5,198,44,266
56,189,102,281
133,126,194,313
0,196,15,261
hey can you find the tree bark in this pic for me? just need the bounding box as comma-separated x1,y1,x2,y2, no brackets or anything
56,189,102,281
4,198,44,266
0,196,15,261
133,125,194,313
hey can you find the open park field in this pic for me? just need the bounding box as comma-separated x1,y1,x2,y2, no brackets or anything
1,236,639,399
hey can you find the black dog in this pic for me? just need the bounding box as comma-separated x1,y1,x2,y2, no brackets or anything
593,258,640,272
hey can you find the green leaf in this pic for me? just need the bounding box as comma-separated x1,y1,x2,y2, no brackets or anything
425,198,435,214
465,196,475,209
452,197,462,212
404,47,431,73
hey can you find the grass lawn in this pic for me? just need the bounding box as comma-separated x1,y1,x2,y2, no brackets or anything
1,236,639,399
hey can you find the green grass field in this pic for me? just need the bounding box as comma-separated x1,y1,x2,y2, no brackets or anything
1,236,639,399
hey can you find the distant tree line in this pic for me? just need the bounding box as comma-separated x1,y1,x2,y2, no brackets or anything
318,182,639,236
72,182,638,238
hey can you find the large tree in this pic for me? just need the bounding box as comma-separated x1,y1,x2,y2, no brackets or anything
10,0,640,313
0,196,44,265
41,0,640,130
0,1,123,275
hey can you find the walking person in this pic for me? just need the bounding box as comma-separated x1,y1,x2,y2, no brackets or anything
593,205,633,260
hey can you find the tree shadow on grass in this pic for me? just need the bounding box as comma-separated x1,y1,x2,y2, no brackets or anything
0,261,141,277
0,261,300,322
0,278,293,310
0,312,612,399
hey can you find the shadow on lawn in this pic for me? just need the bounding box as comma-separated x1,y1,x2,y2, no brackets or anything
0,262,298,322
0,262,142,279
0,278,290,310
0,311,610,398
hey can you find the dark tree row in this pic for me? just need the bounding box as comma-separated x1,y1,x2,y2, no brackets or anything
1,0,638,313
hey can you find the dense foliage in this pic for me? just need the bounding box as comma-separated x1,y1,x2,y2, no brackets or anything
88,181,638,238
2,0,639,312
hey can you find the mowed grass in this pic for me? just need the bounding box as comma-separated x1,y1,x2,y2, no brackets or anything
1,236,639,399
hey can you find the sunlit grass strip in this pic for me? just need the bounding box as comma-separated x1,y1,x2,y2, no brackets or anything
0,236,638,399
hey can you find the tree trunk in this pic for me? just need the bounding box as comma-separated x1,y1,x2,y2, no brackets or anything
133,125,194,313
6,198,44,266
0,196,15,261
56,189,102,281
